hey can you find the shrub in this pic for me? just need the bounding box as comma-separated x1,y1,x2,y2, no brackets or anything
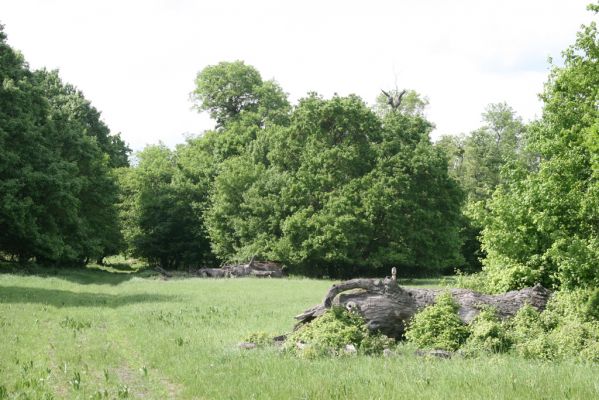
586,288,599,320
405,293,469,351
452,269,491,293
462,307,511,354
284,306,393,357
507,304,555,359
242,331,273,347
404,287,599,361
483,259,548,294
506,292,599,361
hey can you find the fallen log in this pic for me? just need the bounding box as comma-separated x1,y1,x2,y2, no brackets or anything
295,277,551,339
198,268,228,278
155,266,172,278
197,258,285,278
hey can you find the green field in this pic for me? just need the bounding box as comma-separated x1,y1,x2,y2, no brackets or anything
0,267,597,399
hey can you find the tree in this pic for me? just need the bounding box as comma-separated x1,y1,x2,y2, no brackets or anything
118,145,215,269
0,27,127,265
191,60,289,128
205,93,463,277
441,103,526,203
374,89,429,118
0,24,56,262
480,7,599,291
436,103,527,272
34,69,126,263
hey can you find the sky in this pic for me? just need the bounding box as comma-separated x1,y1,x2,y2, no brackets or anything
1,0,595,151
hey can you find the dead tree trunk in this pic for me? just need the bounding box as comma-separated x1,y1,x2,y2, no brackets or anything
295,278,551,339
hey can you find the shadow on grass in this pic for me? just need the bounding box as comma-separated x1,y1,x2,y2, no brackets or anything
102,262,138,272
0,285,178,308
0,262,156,286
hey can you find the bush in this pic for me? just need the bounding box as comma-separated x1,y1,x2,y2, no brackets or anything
505,291,599,361
507,305,554,359
404,287,599,361
242,331,273,347
452,269,491,293
483,259,548,294
462,307,511,354
405,293,469,351
585,288,599,320
284,307,394,357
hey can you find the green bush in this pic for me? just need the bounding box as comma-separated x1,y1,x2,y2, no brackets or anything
399,286,599,361
483,259,548,294
586,288,599,320
505,292,599,361
284,307,393,357
462,307,511,354
506,305,554,359
242,331,273,347
405,293,469,351
452,269,491,293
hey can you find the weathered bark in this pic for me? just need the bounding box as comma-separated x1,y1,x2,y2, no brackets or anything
295,278,551,339
197,268,228,278
196,259,284,278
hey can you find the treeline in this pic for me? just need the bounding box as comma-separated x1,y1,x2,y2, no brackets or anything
0,25,130,266
1,6,597,288
118,64,463,278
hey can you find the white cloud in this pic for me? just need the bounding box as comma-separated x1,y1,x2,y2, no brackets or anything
1,0,594,149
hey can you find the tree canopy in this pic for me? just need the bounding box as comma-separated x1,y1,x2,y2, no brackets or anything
479,9,599,291
201,92,463,277
0,25,129,265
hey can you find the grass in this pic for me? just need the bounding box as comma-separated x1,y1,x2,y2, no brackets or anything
0,265,597,399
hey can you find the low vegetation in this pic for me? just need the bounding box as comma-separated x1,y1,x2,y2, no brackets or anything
1,267,598,399
404,289,599,362
283,306,394,358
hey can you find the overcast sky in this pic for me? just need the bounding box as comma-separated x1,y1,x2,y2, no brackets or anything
2,0,595,150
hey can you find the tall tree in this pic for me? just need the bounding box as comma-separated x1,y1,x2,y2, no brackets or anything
436,103,527,272
0,27,127,264
191,60,289,128
205,93,463,277
480,6,599,291
0,24,56,261
118,145,215,269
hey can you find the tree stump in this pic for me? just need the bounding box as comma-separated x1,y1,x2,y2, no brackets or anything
294,278,551,339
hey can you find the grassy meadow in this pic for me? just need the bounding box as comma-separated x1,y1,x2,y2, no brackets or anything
0,265,598,399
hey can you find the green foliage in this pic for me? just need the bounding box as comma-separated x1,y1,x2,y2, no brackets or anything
204,91,463,276
117,144,215,269
192,60,289,128
462,307,511,354
436,103,528,273
508,305,554,359
505,290,599,361
587,288,599,320
285,307,393,357
0,27,127,265
405,288,599,361
479,12,599,291
440,103,526,203
405,293,469,351
242,331,273,348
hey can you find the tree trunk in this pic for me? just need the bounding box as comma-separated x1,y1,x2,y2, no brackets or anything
295,278,551,339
